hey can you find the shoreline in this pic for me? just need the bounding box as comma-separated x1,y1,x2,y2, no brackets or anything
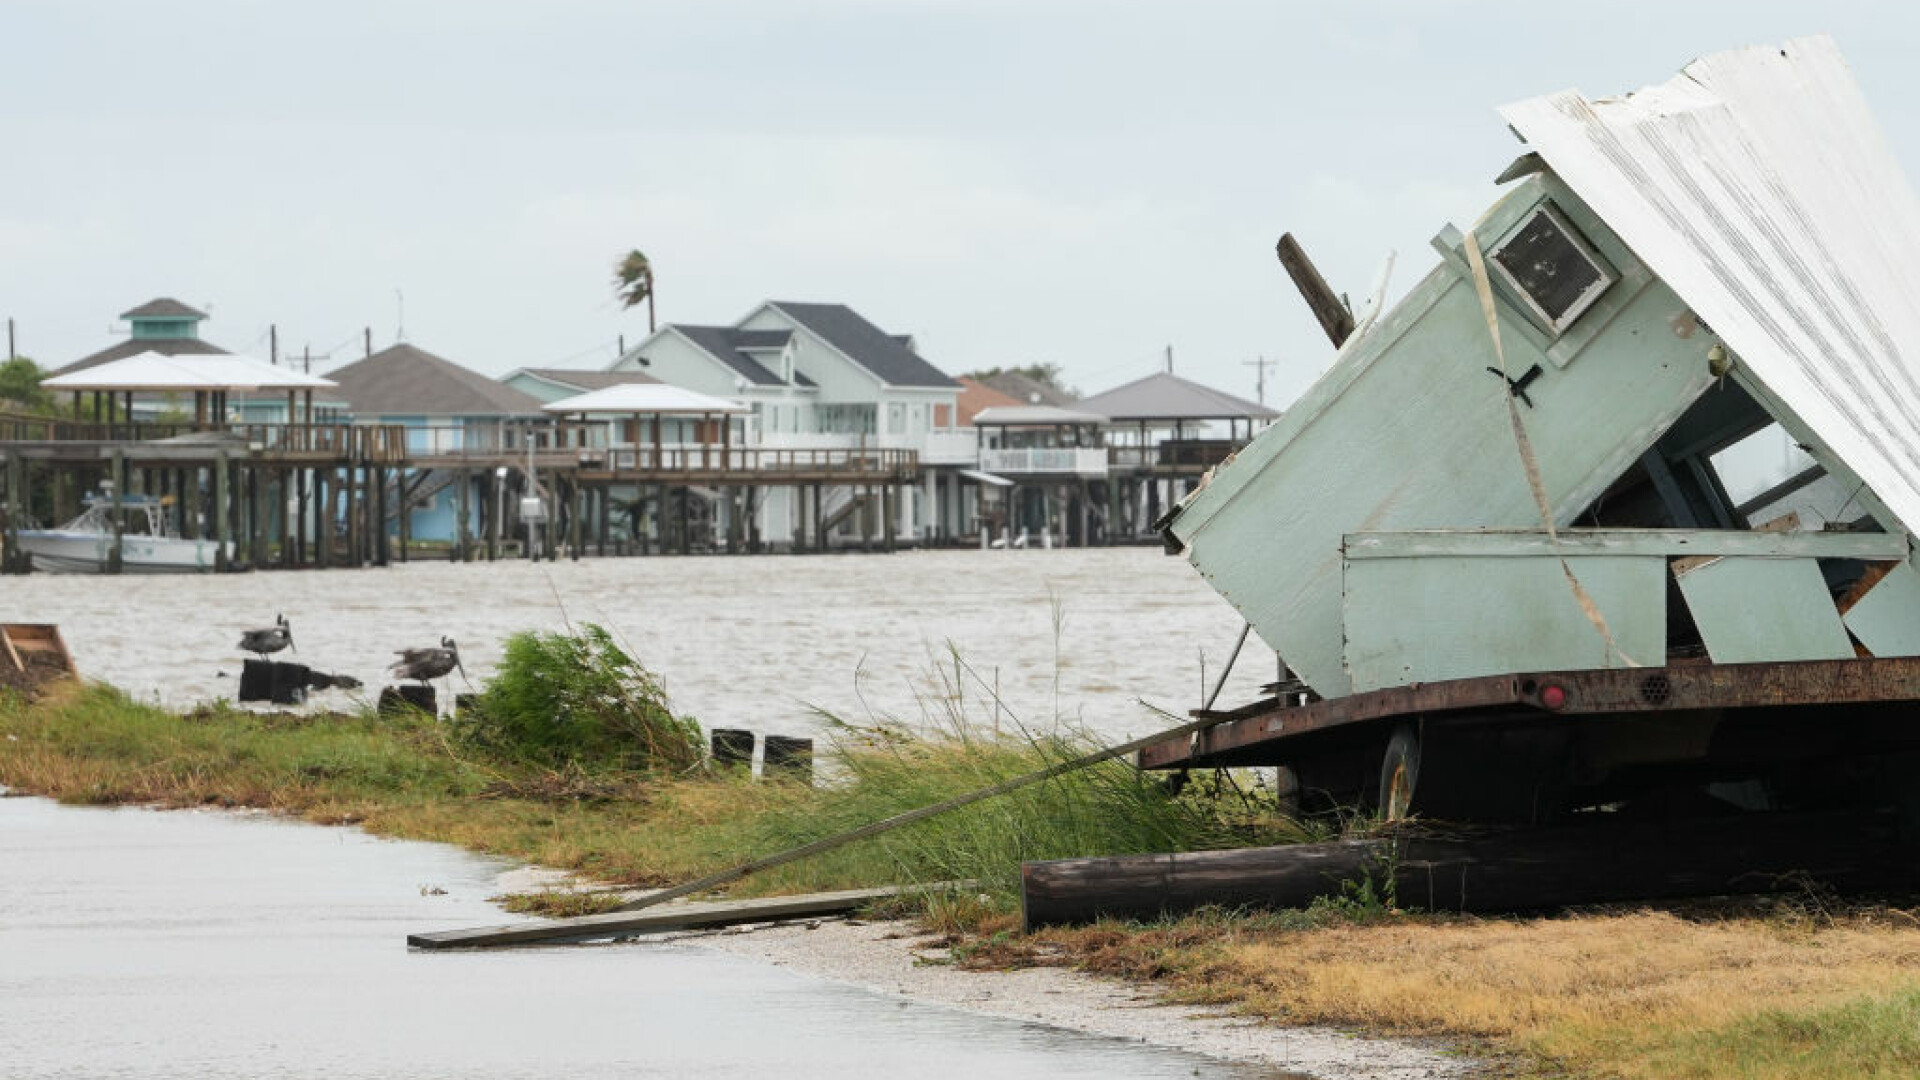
659,915,1474,1080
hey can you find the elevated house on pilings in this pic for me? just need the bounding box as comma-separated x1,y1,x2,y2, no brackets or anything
970,405,1110,547
319,343,549,556
541,382,758,554
2,353,358,574
607,301,972,550
1074,371,1278,541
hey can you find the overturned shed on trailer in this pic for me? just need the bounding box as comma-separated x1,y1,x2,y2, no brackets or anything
1147,36,1920,825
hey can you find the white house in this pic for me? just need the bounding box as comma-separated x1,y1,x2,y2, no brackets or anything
609,301,974,543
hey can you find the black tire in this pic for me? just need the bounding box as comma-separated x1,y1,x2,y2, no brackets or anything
1380,725,1421,821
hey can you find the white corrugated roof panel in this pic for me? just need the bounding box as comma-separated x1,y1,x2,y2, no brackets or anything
1501,35,1920,534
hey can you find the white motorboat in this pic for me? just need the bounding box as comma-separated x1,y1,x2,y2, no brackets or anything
15,497,233,574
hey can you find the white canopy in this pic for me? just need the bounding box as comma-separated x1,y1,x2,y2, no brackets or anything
543,383,748,415
971,405,1108,427
1502,35,1920,535
43,352,337,392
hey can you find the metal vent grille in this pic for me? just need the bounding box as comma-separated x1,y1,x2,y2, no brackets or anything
1490,204,1615,332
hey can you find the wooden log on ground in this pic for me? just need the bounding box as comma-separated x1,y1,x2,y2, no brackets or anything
409,884,919,950
1020,811,1920,931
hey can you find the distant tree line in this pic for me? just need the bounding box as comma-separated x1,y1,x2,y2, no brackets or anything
962,362,1078,398
0,355,53,414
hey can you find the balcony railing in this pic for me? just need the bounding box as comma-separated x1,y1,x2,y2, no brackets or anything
600,445,917,478
978,447,1109,476
0,412,410,463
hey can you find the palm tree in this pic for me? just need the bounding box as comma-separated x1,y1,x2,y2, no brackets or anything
613,249,656,332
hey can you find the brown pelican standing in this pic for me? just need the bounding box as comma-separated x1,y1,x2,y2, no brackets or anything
390,637,463,686
238,615,294,659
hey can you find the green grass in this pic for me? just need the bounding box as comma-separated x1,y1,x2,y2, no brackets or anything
1626,989,1920,1080
0,681,1287,913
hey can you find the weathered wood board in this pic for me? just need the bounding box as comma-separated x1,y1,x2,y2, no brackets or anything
408,884,916,951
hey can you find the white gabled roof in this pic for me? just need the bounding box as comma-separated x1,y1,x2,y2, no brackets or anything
543,383,749,415
41,351,337,392
1501,35,1920,534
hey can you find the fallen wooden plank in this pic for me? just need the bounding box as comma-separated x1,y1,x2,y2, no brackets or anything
408,884,917,950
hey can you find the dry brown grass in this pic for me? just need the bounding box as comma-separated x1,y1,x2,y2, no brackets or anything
989,901,1920,1078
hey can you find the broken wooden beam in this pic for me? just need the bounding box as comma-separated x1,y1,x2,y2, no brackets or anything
1020,811,1919,930
409,884,915,950
1275,232,1356,347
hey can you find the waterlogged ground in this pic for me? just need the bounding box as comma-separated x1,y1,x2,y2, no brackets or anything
3,547,1276,743
0,795,1278,1079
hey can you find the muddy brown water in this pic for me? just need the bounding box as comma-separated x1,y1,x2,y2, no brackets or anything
0,794,1294,1078
3,547,1276,744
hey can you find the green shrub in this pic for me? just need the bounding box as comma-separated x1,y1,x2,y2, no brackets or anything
460,624,702,773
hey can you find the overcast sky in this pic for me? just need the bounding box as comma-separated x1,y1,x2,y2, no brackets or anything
6,1,1919,407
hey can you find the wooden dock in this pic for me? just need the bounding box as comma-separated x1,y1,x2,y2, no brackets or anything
0,411,922,571
408,884,915,950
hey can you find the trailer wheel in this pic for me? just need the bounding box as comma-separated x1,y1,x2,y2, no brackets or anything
1380,726,1420,821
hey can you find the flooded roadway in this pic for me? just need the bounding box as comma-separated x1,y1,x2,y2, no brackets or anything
0,794,1285,1079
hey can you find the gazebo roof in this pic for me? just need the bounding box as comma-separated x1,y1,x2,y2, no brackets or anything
543,383,749,415
1077,371,1278,422
41,351,336,392
971,404,1108,427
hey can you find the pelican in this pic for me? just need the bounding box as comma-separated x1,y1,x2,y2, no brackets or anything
238,614,294,659
390,637,463,686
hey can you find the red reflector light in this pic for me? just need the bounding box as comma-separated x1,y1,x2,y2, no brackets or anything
1540,684,1568,710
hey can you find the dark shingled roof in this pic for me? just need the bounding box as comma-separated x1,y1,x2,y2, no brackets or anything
767,302,957,389
322,343,545,417
120,298,207,320
515,368,660,392
671,325,810,387
54,336,229,376
1076,371,1279,422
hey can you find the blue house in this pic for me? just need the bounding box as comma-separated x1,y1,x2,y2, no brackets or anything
322,343,546,542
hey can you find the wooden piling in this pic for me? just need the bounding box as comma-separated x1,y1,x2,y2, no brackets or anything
570,480,583,561
107,449,125,574
314,469,330,569
456,469,472,562
213,452,230,572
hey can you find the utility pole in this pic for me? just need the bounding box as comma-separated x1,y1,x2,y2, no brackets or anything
1243,355,1278,405
304,346,312,375
1165,344,1173,374
6,317,14,359
270,324,278,365
364,328,372,357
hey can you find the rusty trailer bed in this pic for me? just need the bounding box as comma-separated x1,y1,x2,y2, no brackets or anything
1140,656,1920,771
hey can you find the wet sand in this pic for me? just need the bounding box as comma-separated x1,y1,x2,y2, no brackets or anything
684,917,1471,1080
